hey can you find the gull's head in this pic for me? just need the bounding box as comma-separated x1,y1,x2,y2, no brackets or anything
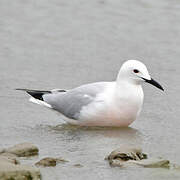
118,60,164,91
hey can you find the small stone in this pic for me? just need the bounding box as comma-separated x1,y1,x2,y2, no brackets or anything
107,146,147,162
35,157,69,167
5,143,39,157
35,158,57,167
73,163,83,168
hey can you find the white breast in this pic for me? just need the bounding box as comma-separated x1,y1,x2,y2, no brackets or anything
77,82,143,127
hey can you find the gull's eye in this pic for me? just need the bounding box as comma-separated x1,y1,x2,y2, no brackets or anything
133,69,139,73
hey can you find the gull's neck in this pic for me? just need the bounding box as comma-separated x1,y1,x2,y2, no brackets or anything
115,75,144,101
114,75,144,118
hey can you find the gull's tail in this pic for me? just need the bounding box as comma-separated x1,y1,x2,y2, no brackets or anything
16,88,52,108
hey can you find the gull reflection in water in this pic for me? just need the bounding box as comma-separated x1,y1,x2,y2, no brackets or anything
47,123,143,145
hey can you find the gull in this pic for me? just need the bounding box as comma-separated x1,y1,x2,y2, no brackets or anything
17,60,164,127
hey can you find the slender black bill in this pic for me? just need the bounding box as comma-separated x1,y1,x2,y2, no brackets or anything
142,78,164,91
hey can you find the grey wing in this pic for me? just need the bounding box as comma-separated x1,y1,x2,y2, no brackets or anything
43,82,110,120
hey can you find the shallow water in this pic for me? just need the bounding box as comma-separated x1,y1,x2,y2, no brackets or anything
0,0,180,179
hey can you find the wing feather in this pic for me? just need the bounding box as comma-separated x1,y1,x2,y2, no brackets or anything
43,82,109,119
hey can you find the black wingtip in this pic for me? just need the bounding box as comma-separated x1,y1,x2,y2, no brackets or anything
16,88,51,101
15,88,29,91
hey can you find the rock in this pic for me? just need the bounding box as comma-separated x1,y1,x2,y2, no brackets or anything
0,148,5,154
73,163,83,168
107,146,147,165
5,143,39,157
108,159,124,167
0,160,41,180
106,146,170,169
35,157,56,167
107,146,147,167
129,158,170,168
35,157,69,167
0,152,19,165
0,151,41,179
0,156,17,165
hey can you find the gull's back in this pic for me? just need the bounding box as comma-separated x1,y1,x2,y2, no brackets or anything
43,82,112,120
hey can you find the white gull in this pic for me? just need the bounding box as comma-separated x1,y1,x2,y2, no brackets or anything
17,60,164,127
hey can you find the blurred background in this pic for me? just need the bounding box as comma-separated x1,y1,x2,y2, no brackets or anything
0,0,180,179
